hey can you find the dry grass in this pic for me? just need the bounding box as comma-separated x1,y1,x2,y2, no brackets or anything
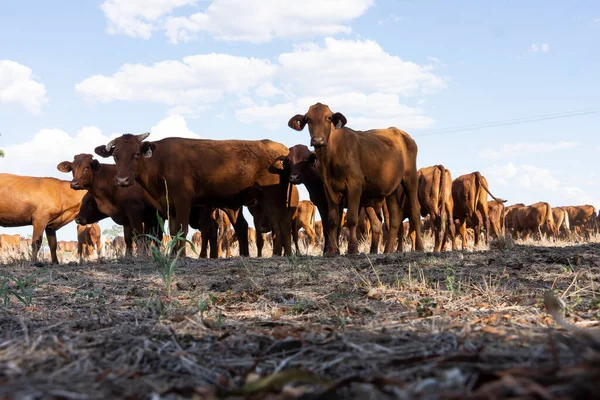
2,242,600,399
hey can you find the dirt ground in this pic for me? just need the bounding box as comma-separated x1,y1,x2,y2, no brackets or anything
2,241,600,399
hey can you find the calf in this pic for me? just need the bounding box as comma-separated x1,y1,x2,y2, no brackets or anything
77,223,102,262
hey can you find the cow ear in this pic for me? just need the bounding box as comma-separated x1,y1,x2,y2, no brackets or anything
268,155,286,175
91,159,100,170
288,114,307,131
141,142,155,158
331,112,347,129
308,152,317,167
57,161,72,173
95,145,114,158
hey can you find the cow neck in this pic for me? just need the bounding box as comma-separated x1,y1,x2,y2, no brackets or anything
136,156,161,201
314,129,343,204
90,164,119,205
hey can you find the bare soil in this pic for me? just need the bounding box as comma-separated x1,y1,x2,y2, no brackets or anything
2,243,600,399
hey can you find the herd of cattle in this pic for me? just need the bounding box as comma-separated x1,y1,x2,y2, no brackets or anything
0,102,598,264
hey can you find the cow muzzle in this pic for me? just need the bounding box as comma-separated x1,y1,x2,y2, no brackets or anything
75,216,85,225
115,176,132,187
289,174,302,184
70,181,82,190
310,137,325,147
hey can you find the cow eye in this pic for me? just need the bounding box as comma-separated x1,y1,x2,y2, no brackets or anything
135,152,141,157
326,116,332,122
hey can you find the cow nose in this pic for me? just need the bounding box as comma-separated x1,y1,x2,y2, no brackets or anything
115,176,130,187
310,137,325,147
70,181,81,189
75,217,84,225
289,174,301,184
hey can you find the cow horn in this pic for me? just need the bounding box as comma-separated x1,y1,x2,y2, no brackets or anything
136,132,150,141
105,139,116,152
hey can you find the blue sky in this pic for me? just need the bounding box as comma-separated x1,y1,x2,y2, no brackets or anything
1,0,599,242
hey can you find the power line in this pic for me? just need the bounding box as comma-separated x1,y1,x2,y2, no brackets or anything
413,107,600,137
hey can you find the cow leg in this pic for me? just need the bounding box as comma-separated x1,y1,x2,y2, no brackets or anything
123,225,134,257
458,220,468,250
432,212,443,253
130,215,146,256
169,200,191,258
366,207,382,254
446,211,457,251
325,196,342,255
256,232,264,257
303,223,316,255
30,218,48,264
385,194,401,253
344,189,362,255
45,228,58,265
210,219,219,259
404,182,424,252
232,211,250,257
291,215,300,255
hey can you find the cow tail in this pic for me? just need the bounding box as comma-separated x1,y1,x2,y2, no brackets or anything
286,182,293,209
475,171,506,203
438,165,448,237
310,202,315,228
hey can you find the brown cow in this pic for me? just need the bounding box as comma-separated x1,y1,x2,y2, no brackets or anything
95,134,291,257
452,172,505,250
191,231,202,249
288,103,423,254
0,173,86,264
0,234,21,252
487,199,506,239
295,200,317,251
190,207,233,258
514,202,557,240
58,240,78,253
77,223,102,262
551,207,570,238
112,236,126,257
57,154,163,257
565,205,597,239
314,221,324,245
409,165,455,252
504,203,526,238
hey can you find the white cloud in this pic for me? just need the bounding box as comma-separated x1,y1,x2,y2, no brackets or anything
101,0,373,43
236,92,434,131
479,141,579,159
278,38,446,97
101,0,198,39
593,18,600,23
75,54,277,106
0,115,198,178
0,60,47,114
76,38,445,130
165,0,374,43
530,43,550,53
486,163,560,191
377,14,403,25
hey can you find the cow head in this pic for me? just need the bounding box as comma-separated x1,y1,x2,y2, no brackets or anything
285,145,317,185
94,132,152,187
247,203,271,234
57,154,100,190
288,103,347,148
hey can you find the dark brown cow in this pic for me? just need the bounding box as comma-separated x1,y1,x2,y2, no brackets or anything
58,154,163,257
95,134,291,257
282,144,385,254
565,205,597,239
77,223,102,262
0,173,86,264
452,172,505,250
409,165,455,252
250,184,300,257
514,202,557,239
288,103,422,254
0,234,21,252
191,207,234,258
